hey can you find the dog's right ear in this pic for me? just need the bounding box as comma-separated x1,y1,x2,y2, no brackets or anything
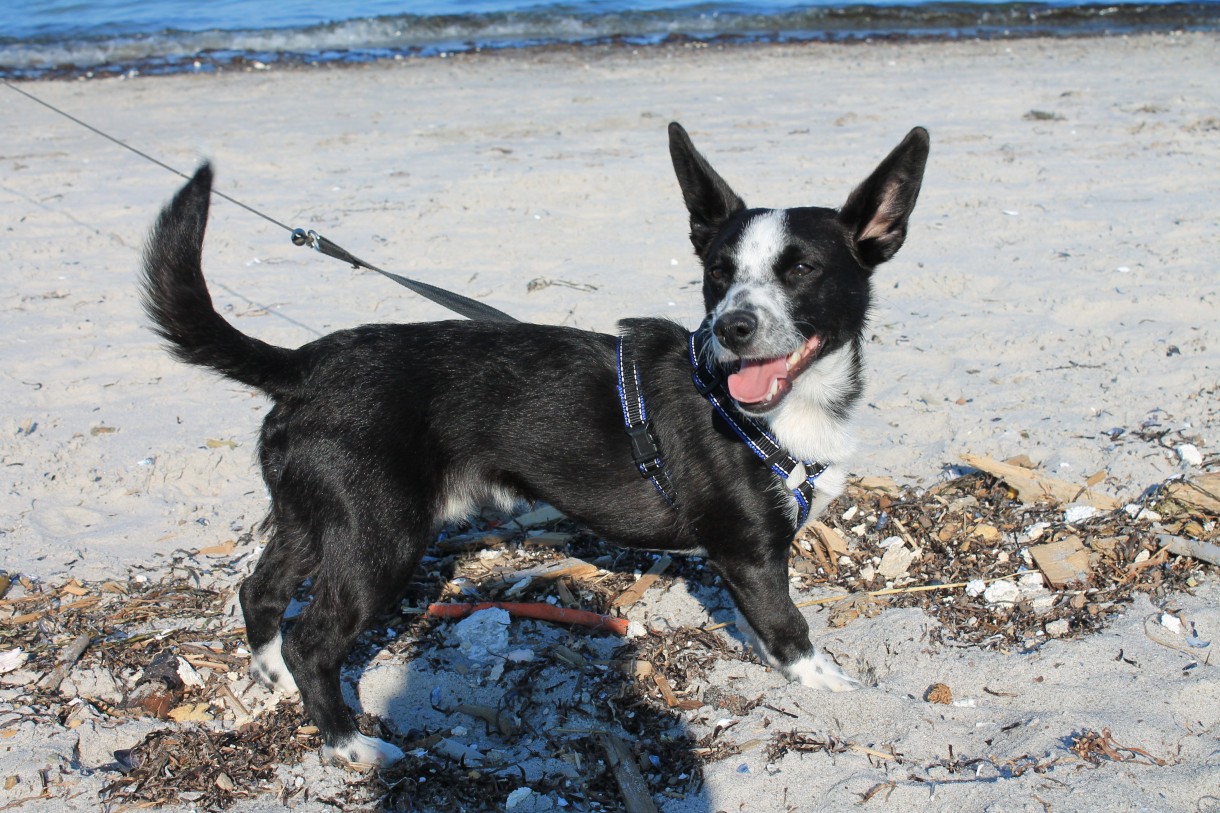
669,122,746,256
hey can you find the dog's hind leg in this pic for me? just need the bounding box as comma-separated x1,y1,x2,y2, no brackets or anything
240,519,318,696
281,524,426,768
712,541,859,693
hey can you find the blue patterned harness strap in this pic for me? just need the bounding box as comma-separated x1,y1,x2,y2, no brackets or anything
616,331,677,507
688,322,826,526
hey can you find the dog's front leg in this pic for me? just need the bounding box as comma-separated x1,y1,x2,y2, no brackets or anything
713,545,859,692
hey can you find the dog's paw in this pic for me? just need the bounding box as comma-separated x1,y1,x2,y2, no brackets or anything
784,651,861,693
249,633,299,696
322,733,405,769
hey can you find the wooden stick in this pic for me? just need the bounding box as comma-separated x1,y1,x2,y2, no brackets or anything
600,734,660,813
703,574,1021,632
612,556,672,608
849,743,899,761
653,672,679,708
1158,534,1220,567
36,633,92,692
483,557,603,594
217,682,249,717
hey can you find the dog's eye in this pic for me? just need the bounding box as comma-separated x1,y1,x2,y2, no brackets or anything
708,265,727,282
789,262,817,279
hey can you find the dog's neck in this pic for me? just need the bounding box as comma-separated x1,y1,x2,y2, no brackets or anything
759,340,861,466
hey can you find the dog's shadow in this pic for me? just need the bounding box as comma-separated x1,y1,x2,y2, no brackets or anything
318,511,744,811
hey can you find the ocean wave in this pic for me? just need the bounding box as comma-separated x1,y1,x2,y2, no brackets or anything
3,4,1218,79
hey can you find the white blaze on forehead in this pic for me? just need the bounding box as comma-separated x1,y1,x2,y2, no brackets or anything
711,208,798,359
732,209,788,284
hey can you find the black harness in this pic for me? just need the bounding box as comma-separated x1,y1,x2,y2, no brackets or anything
615,321,827,525
615,331,678,506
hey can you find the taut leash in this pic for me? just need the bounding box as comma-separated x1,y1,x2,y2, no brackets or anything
5,80,517,323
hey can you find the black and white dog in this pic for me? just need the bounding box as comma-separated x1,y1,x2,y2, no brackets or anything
140,123,928,767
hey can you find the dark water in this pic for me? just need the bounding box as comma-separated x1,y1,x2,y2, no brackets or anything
3,0,1218,79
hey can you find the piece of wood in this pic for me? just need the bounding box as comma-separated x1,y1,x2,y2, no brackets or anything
795,533,836,576
611,555,672,608
196,539,236,557
36,633,92,692
962,454,1120,509
1029,538,1091,588
653,672,679,707
487,556,601,594
218,682,250,717
521,531,575,549
600,734,660,813
434,534,504,554
512,504,567,528
1163,473,1220,515
854,475,902,495
1158,534,1220,566
811,521,849,556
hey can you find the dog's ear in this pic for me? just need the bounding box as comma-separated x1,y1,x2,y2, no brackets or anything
839,127,930,268
669,122,746,255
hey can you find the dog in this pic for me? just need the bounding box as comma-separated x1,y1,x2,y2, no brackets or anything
140,122,929,767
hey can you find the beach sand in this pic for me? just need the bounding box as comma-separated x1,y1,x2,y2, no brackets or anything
1,33,1217,812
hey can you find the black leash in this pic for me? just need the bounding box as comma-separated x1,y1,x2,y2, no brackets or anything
288,228,517,322
4,80,517,324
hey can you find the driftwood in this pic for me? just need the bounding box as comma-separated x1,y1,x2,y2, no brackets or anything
961,454,1120,509
600,733,660,813
1162,473,1220,515
36,633,92,692
612,556,672,608
1158,534,1220,567
1029,538,1091,588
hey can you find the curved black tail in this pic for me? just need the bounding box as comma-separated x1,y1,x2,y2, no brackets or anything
140,164,299,397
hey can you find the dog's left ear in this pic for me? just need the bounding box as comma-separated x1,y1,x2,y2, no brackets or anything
839,127,930,268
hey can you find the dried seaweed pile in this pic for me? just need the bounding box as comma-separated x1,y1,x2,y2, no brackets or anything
0,576,235,703
0,467,1215,812
790,466,1217,651
102,705,321,809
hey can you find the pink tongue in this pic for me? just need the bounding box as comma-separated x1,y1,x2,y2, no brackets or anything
727,357,788,403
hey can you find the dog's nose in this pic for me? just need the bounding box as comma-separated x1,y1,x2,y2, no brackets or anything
713,310,757,351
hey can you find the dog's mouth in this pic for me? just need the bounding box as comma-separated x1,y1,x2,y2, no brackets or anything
725,334,823,413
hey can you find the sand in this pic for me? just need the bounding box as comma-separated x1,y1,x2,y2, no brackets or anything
1,32,1217,812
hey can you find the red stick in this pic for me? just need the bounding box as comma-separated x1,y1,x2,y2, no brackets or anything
425,601,630,636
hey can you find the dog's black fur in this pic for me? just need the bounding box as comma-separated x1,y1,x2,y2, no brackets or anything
140,123,928,766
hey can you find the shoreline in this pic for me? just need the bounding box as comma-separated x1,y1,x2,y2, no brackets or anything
5,15,1220,81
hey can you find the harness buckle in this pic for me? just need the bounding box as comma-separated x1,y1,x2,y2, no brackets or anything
625,422,661,469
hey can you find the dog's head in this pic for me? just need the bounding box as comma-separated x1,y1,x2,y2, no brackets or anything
669,123,929,415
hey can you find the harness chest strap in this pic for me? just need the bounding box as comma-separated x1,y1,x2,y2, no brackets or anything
615,333,677,506
615,326,826,524
687,327,826,526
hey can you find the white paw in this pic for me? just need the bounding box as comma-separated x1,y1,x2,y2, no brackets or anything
322,732,405,768
250,632,299,695
783,650,861,692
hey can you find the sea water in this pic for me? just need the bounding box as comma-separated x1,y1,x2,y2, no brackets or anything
3,0,1217,78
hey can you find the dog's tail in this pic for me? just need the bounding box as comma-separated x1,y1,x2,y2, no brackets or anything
140,163,298,397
